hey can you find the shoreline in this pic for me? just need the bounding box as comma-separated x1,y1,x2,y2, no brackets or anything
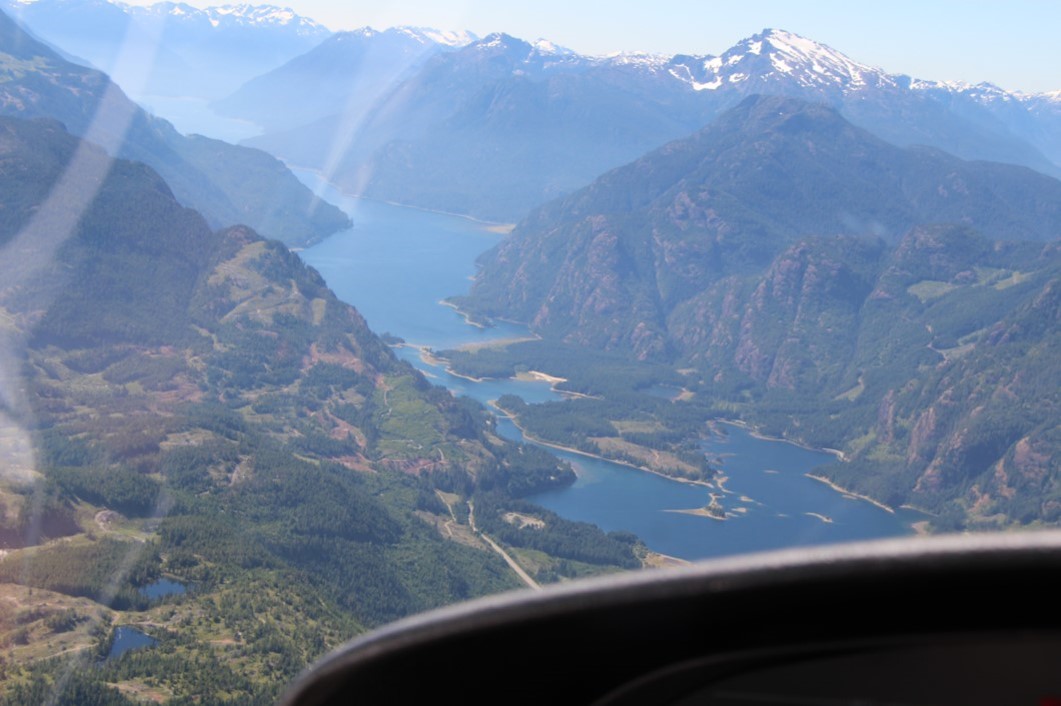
423,341,595,401
665,507,726,521
286,165,516,231
409,344,579,397
495,406,714,489
514,370,567,386
641,551,692,569
409,345,489,383
452,336,540,353
713,420,918,526
719,419,848,463
513,370,596,400
438,300,490,329
804,473,895,514
666,492,727,521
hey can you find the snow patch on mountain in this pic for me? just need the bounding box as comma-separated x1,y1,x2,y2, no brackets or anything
408,27,476,47
205,4,327,34
111,1,330,35
659,28,896,94
600,51,669,71
329,26,473,51
532,38,575,55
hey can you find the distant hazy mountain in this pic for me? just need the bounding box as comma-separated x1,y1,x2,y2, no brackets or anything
243,32,720,220
457,96,1061,526
0,7,349,245
906,80,1061,170
0,0,331,100
660,29,1061,175
214,26,475,133
233,27,1060,222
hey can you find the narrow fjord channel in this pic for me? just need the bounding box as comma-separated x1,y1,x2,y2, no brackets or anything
295,170,917,561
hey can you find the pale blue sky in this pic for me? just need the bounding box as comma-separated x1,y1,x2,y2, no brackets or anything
143,0,1061,93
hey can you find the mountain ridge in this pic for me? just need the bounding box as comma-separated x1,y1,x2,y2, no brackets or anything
232,26,1060,221
212,25,471,133
458,96,1061,357
1,0,332,99
449,96,1060,526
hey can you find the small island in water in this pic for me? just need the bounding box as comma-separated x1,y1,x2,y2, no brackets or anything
666,493,727,521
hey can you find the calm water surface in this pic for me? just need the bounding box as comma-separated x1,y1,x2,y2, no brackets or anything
107,627,157,661
296,170,915,561
138,94,264,143
140,578,188,600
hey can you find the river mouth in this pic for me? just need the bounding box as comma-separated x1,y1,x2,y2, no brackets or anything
295,169,915,561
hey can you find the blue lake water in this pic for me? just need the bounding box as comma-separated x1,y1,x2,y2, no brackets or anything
296,172,532,351
107,626,157,661
296,169,915,561
524,423,919,559
140,578,187,600
137,94,264,144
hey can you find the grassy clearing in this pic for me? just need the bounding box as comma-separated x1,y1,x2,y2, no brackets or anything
907,280,958,302
590,436,701,478
611,420,666,435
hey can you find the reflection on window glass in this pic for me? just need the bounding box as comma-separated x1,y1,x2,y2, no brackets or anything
0,0,1056,702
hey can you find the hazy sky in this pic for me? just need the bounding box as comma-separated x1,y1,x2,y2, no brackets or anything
134,0,1060,93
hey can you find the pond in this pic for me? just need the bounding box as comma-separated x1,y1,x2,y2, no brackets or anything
140,578,187,600
107,626,157,662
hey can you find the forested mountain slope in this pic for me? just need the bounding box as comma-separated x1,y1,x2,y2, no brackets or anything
0,115,636,703
453,97,1060,526
0,8,349,246
459,96,1061,357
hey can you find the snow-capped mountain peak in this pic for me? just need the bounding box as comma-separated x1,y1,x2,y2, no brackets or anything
667,28,893,93
476,32,527,49
395,26,476,47
756,28,880,85
531,38,575,56
908,77,1038,108
333,26,474,50
205,4,328,34
113,1,329,35
600,50,670,71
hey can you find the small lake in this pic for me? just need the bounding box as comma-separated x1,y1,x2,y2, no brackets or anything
107,627,157,661
296,169,915,561
140,578,187,600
